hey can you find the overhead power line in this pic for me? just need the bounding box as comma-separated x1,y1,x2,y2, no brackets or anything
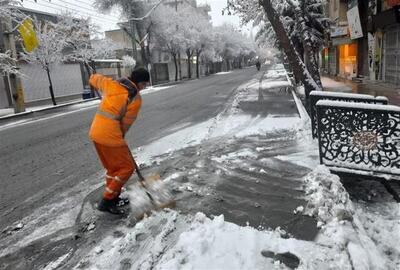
24,0,120,24
57,0,120,19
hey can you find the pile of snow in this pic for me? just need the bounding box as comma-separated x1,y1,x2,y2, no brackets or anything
142,85,174,95
215,71,233,75
303,165,400,269
303,165,352,225
260,80,290,89
80,210,351,270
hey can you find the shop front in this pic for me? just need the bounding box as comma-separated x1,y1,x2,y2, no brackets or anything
338,43,358,78
372,2,400,84
330,36,358,79
383,25,400,84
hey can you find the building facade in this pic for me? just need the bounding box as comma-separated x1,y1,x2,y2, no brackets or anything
371,0,400,84
324,0,365,80
324,0,400,85
0,7,86,109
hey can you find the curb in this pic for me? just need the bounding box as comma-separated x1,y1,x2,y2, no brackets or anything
0,97,100,121
278,68,310,122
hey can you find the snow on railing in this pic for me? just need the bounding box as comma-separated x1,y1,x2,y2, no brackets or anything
316,100,400,178
310,91,388,138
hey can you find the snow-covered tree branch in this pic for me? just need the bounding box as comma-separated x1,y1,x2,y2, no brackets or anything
227,0,327,104
20,18,66,105
0,0,26,75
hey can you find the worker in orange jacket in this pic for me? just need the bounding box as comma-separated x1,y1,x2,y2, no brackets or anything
89,68,150,215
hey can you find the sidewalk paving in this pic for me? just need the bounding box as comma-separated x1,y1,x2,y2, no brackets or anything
322,76,400,106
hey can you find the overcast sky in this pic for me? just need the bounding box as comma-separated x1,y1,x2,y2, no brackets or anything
20,0,250,34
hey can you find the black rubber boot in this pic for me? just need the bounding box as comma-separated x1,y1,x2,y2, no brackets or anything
97,198,125,215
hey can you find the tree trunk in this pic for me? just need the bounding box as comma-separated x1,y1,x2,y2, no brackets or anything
196,50,201,79
305,49,322,88
292,3,322,89
145,32,154,85
172,53,178,81
139,44,148,67
260,0,320,105
45,65,57,106
187,49,192,79
178,52,182,80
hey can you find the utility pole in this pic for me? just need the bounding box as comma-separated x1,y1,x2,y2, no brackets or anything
2,16,25,113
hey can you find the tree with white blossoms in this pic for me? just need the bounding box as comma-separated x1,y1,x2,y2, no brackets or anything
190,7,214,79
151,4,183,81
227,0,328,104
58,14,118,75
0,0,25,75
55,14,120,97
178,3,210,79
94,0,160,69
122,55,136,74
213,24,255,71
21,18,66,105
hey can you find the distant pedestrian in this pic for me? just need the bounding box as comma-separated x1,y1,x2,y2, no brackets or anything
89,68,150,215
256,60,261,71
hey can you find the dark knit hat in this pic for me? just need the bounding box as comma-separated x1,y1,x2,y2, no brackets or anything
130,68,150,84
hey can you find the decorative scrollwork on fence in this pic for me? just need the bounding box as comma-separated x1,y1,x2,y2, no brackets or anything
352,131,378,151
310,93,388,138
316,105,400,174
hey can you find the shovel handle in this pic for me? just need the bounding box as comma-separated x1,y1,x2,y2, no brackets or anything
130,152,146,183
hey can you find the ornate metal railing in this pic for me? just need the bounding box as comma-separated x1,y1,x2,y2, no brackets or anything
316,100,400,176
310,91,388,138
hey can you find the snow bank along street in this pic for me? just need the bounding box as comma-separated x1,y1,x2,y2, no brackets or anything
0,65,399,269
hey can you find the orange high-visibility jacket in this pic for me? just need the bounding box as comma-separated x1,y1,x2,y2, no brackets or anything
89,74,142,147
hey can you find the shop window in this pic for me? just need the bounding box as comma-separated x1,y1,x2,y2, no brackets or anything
339,43,358,78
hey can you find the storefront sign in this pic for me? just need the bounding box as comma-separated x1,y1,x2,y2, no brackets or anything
347,1,364,39
330,26,349,37
387,0,400,7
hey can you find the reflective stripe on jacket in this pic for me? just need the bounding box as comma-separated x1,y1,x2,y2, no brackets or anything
89,74,142,147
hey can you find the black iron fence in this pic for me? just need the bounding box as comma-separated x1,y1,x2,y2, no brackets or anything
316,100,400,176
310,91,388,138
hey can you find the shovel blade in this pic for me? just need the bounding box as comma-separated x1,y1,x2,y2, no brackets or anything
128,174,176,220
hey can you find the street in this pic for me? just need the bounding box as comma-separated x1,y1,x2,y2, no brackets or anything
0,68,254,232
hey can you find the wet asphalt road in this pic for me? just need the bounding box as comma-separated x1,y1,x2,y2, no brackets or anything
0,68,255,231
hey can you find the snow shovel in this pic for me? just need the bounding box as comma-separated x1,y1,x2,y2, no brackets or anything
130,156,176,219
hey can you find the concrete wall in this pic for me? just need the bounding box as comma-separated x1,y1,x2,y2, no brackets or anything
19,63,84,102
